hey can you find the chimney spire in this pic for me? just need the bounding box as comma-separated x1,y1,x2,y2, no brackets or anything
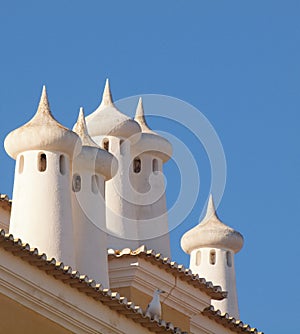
37,85,52,115
73,107,98,147
101,78,113,106
204,194,219,220
134,97,152,133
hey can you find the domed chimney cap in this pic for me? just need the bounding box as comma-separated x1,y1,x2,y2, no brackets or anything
181,195,244,254
4,86,81,159
73,107,117,180
73,107,99,148
85,79,141,139
132,97,172,162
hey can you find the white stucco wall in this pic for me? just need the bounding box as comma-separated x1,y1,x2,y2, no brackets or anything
92,135,171,256
9,150,75,267
94,135,140,250
71,153,109,287
131,153,170,256
190,247,239,318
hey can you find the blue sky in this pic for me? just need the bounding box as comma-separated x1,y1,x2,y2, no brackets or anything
1,1,299,333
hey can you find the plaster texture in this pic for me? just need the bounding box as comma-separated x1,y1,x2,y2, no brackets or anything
9,150,76,267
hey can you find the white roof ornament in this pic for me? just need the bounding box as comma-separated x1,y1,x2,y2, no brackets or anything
4,86,81,159
145,289,165,318
101,78,113,107
73,107,98,148
181,194,244,254
134,97,154,134
73,107,116,181
131,97,172,162
37,85,51,115
205,193,218,220
85,79,141,139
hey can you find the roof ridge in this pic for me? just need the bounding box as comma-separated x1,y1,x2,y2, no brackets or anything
107,246,227,300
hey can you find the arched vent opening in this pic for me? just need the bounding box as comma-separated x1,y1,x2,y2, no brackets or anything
153,159,159,173
210,249,216,265
19,155,24,174
226,251,232,267
59,155,66,175
72,174,81,192
38,153,47,172
133,157,141,173
103,138,109,151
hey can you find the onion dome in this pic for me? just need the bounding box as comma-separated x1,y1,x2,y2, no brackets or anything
4,86,80,159
85,79,141,139
131,97,172,162
73,108,116,180
181,195,244,254
73,107,99,148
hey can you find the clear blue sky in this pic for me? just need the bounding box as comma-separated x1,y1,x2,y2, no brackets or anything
1,2,299,333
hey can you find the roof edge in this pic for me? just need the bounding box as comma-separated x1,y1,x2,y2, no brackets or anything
0,230,187,334
202,306,263,334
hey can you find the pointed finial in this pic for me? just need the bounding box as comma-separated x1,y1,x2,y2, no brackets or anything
135,97,144,119
134,97,153,133
101,78,113,106
78,107,85,124
73,107,86,136
73,107,98,147
204,194,218,220
37,85,51,115
181,193,244,255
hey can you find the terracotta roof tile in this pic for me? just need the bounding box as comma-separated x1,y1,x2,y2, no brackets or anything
202,306,263,334
108,245,227,300
0,194,11,211
0,230,188,334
